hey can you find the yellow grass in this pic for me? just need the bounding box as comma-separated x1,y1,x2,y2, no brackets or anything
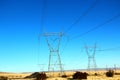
0,70,120,80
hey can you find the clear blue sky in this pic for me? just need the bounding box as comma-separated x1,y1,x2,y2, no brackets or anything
0,0,120,72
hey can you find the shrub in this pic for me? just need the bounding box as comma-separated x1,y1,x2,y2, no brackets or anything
106,70,114,77
115,73,120,75
25,72,47,80
94,73,98,76
0,76,8,80
72,72,88,79
36,72,47,80
61,74,67,78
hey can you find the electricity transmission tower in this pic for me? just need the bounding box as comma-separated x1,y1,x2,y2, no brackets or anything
85,44,97,72
43,32,64,76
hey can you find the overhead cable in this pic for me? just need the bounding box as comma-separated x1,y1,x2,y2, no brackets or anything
65,0,98,34
70,13,120,41
97,46,120,51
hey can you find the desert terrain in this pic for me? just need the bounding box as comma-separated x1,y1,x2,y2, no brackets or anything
0,70,120,80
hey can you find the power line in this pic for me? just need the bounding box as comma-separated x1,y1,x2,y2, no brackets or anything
97,46,120,51
65,0,98,34
62,0,98,53
60,36,69,55
70,13,120,41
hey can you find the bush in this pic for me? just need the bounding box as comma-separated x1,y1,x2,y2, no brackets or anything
115,73,120,75
94,73,98,76
36,72,47,80
25,72,47,80
61,74,67,78
72,72,88,79
106,70,114,77
0,76,8,80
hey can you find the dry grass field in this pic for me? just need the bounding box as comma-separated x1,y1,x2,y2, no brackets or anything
0,72,31,79
0,70,120,80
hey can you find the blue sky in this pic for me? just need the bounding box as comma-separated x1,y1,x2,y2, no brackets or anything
0,0,120,72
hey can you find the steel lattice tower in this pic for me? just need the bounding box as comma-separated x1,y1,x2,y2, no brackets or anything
85,44,97,72
44,32,64,76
